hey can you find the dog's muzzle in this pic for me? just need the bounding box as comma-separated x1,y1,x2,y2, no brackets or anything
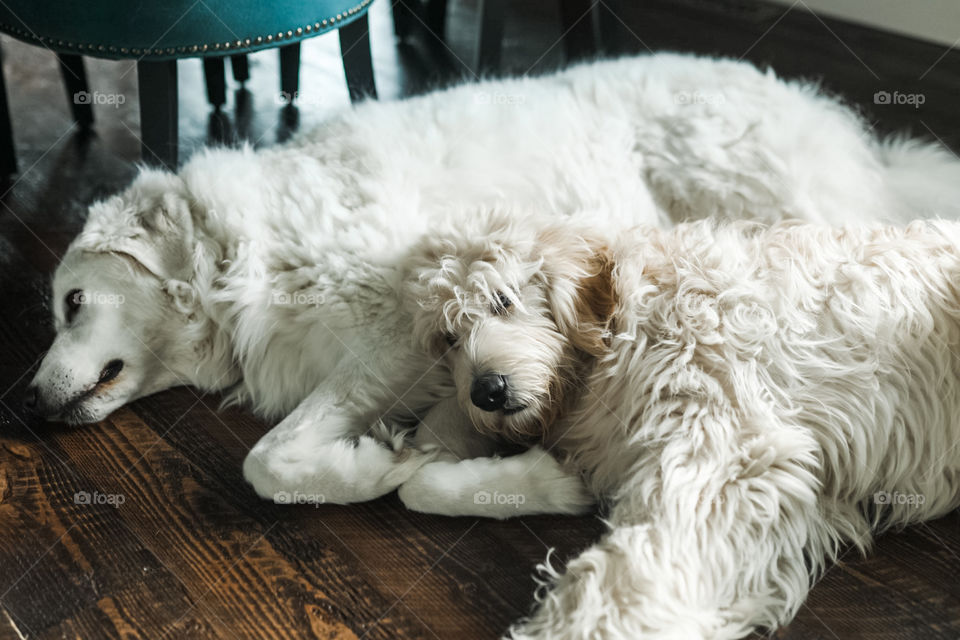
23,359,124,420
22,384,60,418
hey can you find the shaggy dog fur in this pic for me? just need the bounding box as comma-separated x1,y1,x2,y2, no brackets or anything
398,212,960,639
29,56,960,511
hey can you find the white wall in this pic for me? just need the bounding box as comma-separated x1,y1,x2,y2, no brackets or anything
765,0,960,46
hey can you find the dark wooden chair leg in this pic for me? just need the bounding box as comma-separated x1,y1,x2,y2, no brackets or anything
202,56,226,109
137,60,178,169
57,54,94,128
0,43,16,176
339,14,377,102
476,0,506,73
392,0,413,39
559,0,596,61
424,0,449,40
230,54,249,83
598,0,628,55
279,43,300,102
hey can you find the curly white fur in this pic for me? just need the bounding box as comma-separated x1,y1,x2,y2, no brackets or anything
404,214,960,639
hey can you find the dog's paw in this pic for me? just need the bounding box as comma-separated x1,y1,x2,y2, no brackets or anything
243,433,438,505
396,472,442,514
242,448,284,501
544,473,596,516
520,447,596,516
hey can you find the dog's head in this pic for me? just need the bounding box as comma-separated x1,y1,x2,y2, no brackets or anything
26,170,204,424
405,212,616,442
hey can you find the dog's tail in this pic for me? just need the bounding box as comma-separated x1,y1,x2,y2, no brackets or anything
879,137,960,223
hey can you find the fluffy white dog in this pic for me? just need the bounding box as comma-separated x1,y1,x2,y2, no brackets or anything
27,54,960,508
398,212,960,639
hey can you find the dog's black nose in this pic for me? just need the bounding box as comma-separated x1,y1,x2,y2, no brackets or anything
471,374,508,412
23,385,38,412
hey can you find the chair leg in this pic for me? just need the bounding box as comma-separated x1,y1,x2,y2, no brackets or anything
137,60,178,169
392,0,413,39
476,0,506,73
559,0,596,61
0,43,16,176
339,14,377,102
597,0,628,55
57,54,94,128
203,56,226,108
230,54,249,83
279,43,300,102
424,0,448,40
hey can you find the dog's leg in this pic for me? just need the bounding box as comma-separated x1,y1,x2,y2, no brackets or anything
397,398,595,518
242,376,433,505
399,446,595,518
511,411,827,639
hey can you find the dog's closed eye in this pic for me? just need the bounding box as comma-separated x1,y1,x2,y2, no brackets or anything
444,332,458,348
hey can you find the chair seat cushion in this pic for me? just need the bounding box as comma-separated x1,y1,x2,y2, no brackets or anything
0,0,372,59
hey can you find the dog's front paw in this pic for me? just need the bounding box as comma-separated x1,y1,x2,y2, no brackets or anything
242,448,285,502
521,447,596,516
545,473,595,516
396,472,441,514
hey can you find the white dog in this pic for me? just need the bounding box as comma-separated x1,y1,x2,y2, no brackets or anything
397,212,960,639
27,54,960,507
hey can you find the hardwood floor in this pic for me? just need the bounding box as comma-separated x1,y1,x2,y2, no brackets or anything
1,1,959,638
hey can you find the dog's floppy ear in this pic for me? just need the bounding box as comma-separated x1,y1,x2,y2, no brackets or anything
538,226,617,358
69,170,196,282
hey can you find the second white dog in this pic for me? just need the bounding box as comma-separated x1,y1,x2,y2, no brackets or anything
397,212,960,639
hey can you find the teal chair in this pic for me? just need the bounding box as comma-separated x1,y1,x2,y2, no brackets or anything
0,0,378,172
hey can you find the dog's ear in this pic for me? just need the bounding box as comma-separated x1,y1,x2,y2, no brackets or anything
538,226,617,358
70,170,196,282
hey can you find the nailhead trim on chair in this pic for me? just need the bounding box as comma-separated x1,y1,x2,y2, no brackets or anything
0,0,372,58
